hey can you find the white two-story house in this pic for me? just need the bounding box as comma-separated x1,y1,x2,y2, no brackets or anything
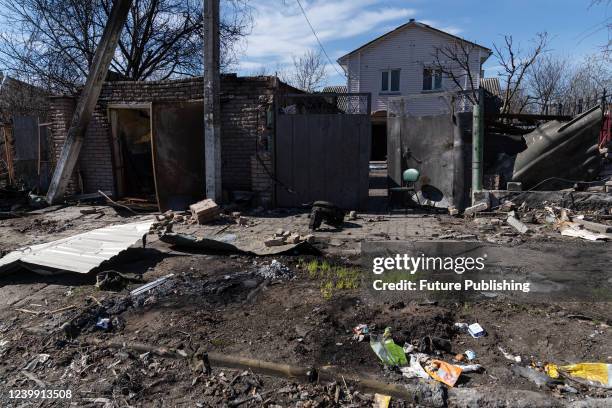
337,19,491,160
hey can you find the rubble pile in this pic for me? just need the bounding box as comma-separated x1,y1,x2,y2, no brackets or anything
256,259,294,280
264,229,314,247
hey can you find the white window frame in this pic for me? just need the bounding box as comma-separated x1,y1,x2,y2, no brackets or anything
422,67,443,91
381,69,401,93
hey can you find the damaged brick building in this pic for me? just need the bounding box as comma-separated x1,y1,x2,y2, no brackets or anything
48,75,293,210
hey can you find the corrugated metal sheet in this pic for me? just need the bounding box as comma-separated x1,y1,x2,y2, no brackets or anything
0,221,153,275
480,77,501,97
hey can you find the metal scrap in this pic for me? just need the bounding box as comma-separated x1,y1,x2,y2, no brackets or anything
0,221,153,275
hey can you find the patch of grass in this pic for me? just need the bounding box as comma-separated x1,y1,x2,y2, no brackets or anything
306,260,319,279
209,338,233,348
304,259,362,299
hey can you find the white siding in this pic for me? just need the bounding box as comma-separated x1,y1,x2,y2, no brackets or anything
340,25,486,116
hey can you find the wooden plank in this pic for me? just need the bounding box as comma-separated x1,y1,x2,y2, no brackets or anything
46,0,133,203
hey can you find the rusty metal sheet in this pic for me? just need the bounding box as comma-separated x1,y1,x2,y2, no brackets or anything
151,102,205,211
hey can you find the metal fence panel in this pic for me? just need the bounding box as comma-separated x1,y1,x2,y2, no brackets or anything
275,113,371,210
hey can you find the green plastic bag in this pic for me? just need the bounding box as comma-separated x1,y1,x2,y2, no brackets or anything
370,331,407,367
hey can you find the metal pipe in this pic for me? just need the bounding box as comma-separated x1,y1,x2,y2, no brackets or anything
471,88,484,202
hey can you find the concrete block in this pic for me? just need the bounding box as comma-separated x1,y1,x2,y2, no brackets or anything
464,202,489,215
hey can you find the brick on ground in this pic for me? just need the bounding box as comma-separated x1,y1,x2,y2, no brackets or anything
190,199,220,224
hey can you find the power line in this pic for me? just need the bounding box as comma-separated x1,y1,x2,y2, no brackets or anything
294,0,347,78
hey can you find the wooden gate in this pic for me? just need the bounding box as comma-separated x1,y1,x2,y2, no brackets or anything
275,93,371,210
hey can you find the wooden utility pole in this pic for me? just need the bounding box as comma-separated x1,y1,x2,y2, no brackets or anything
204,0,222,202
46,0,132,204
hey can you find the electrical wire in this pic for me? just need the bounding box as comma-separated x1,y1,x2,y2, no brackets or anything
294,0,347,78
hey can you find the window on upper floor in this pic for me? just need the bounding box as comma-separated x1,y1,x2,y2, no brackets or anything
381,69,400,93
423,68,442,91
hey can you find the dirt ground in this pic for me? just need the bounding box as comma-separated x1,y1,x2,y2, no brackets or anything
0,204,611,407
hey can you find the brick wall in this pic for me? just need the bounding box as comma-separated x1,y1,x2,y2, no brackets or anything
251,151,274,207
48,96,79,194
49,75,278,201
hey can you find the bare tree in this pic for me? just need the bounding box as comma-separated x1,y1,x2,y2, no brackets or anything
494,33,549,114
432,40,481,104
525,55,569,114
285,50,327,93
0,0,253,93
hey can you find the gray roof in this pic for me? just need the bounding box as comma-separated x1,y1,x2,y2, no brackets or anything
338,20,491,63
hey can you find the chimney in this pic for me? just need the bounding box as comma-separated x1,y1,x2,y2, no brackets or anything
409,18,415,22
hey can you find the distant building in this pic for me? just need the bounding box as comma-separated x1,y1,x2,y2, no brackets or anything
337,20,491,159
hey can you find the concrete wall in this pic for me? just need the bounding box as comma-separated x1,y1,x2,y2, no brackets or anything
48,75,277,201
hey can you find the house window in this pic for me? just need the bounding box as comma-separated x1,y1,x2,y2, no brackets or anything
381,69,400,92
423,68,442,91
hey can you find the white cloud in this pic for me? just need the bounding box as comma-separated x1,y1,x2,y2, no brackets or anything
237,0,415,74
419,19,463,36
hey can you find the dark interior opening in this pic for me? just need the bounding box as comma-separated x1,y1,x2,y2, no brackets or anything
113,108,154,199
371,123,387,161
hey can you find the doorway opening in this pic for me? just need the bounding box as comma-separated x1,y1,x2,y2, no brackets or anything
109,107,155,201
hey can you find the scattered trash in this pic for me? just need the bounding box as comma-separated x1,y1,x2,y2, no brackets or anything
559,223,609,241
96,270,143,291
468,323,486,338
512,365,560,389
24,353,50,371
130,274,175,297
370,328,407,367
403,343,415,354
0,339,9,356
373,393,391,408
465,350,477,361
454,322,469,332
425,360,462,387
456,364,483,373
545,362,612,389
348,210,357,221
400,354,430,379
352,324,369,342
256,260,293,280
96,317,111,330
419,336,452,354
498,346,522,363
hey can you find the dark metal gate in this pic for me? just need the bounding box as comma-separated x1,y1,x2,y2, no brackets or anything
274,93,371,210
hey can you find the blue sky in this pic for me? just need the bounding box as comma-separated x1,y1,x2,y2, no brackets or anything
236,0,611,86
